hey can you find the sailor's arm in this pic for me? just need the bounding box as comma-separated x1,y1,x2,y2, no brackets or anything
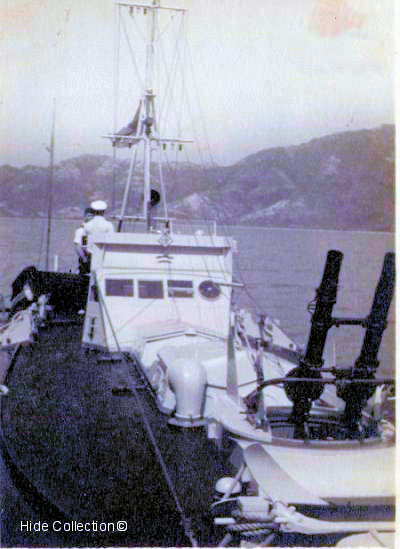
74,243,88,261
74,227,88,261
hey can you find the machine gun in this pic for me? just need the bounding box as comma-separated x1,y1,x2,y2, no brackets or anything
336,252,395,432
284,250,343,437
284,250,395,438
244,251,395,440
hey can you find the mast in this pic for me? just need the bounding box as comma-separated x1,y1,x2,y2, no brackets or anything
45,8,69,269
112,0,121,212
45,99,56,271
106,0,190,232
144,1,156,222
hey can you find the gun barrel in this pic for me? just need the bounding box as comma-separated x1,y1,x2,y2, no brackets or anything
303,250,343,369
355,252,395,374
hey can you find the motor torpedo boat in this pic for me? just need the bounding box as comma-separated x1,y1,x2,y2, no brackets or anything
0,1,395,546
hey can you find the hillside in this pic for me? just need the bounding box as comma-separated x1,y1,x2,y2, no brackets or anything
0,125,394,231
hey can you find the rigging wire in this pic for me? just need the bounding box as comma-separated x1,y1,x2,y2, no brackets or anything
114,3,121,136
182,29,215,167
112,4,121,211
120,11,145,104
108,3,259,318
156,138,169,220
157,14,185,136
179,19,269,318
36,5,72,272
94,274,199,547
153,12,233,301
118,141,140,224
126,6,146,42
91,265,227,346
116,9,181,227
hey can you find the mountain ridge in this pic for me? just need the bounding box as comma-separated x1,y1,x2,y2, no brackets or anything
0,125,394,231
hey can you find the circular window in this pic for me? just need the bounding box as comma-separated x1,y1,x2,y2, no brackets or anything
199,280,221,300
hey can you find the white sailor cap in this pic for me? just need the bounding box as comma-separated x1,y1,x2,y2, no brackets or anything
90,200,108,211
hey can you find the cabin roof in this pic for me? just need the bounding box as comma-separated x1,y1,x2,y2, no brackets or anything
91,231,233,250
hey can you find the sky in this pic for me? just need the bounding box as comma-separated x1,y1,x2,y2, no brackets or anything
0,0,395,168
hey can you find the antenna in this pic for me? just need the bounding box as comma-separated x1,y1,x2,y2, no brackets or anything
44,6,71,270
45,101,56,271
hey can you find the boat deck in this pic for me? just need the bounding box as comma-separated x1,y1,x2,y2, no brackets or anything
1,320,233,546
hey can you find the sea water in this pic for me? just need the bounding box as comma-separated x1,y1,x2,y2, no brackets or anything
0,217,395,546
0,217,394,374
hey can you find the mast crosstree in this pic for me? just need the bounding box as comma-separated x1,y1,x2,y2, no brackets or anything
104,0,192,231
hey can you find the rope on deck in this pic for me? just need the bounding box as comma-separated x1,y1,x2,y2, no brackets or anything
95,274,199,547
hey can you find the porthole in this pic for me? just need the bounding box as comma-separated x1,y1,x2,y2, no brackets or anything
199,280,221,300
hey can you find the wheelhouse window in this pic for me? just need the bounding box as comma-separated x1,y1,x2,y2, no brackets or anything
138,280,163,299
168,280,194,298
105,279,133,297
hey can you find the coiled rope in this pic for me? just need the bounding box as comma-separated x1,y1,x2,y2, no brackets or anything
226,522,274,532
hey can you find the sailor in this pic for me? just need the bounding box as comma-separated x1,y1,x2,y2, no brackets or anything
85,200,115,234
74,207,94,274
84,200,115,256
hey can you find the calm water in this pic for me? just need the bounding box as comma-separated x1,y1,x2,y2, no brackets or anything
0,217,395,374
229,225,395,375
0,217,395,546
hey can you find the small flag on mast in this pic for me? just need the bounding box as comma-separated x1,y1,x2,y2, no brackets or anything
114,101,142,148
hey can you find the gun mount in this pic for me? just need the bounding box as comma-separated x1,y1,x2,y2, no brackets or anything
284,250,343,436
337,252,395,432
244,251,395,440
289,250,394,437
